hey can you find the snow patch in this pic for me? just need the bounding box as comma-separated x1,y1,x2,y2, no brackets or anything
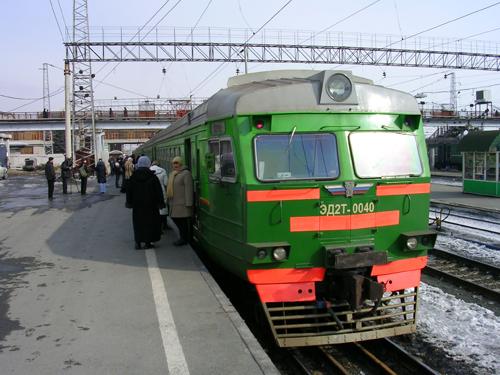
418,282,500,373
436,236,500,266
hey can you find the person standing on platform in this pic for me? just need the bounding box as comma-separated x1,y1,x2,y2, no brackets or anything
108,157,115,176
95,158,107,194
45,157,56,200
79,160,89,195
150,160,170,233
166,156,193,246
61,155,72,194
126,156,164,250
121,156,134,193
114,157,123,188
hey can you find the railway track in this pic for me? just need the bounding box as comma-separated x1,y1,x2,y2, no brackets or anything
289,338,438,374
429,204,500,235
425,248,500,303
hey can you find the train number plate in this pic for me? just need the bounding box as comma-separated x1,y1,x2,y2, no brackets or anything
319,202,375,216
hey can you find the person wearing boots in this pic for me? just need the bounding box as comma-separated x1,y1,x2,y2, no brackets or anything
45,157,56,200
121,156,134,193
61,155,72,194
166,156,193,246
126,156,165,250
79,160,89,195
95,158,107,193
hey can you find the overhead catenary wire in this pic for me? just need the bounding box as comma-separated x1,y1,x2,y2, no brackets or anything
427,26,500,50
384,1,500,48
188,0,294,96
95,0,185,84
158,0,215,95
48,0,65,43
56,0,68,40
8,87,65,112
420,81,500,94
299,0,381,44
249,0,382,71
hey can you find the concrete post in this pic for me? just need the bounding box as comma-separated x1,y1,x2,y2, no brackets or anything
64,60,72,159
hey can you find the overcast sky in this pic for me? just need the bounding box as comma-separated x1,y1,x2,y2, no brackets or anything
1,0,499,112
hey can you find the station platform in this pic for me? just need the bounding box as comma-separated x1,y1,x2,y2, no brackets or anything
431,183,500,213
0,175,279,374
431,170,462,178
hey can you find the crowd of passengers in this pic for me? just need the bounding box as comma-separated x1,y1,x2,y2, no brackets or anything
44,153,193,250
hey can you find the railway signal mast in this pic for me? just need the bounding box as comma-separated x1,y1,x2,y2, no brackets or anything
70,0,98,163
444,72,457,113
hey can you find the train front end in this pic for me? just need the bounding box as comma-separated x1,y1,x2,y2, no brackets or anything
241,71,437,347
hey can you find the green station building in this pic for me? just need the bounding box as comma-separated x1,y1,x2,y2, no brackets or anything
459,130,500,197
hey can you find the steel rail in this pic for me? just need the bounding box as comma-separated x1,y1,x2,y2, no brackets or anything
319,347,350,375
440,220,500,236
425,248,500,302
380,338,440,375
353,342,397,375
430,248,500,276
429,210,500,226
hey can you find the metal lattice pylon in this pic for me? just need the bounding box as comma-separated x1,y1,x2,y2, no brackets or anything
71,0,96,161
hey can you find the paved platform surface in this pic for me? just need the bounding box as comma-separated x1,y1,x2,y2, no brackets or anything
431,183,500,213
0,174,278,374
431,170,462,178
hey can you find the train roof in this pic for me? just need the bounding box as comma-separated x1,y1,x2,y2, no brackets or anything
142,69,420,147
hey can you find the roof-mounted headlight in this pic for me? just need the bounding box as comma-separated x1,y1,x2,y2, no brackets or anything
326,74,352,102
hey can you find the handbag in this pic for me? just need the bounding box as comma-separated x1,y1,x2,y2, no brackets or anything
79,166,88,178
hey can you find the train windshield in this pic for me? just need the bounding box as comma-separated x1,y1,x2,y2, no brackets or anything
350,132,423,178
254,133,339,181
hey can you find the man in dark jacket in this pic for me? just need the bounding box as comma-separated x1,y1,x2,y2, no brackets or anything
60,155,72,194
126,156,165,250
95,158,107,193
45,157,56,200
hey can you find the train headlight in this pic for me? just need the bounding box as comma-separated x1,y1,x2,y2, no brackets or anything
257,249,267,259
406,237,418,250
272,247,287,261
326,74,352,102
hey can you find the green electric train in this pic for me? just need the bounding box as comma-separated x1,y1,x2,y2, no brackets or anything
138,70,437,347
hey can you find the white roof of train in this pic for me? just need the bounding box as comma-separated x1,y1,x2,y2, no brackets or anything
143,70,420,146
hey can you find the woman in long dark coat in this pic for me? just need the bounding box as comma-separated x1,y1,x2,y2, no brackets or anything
126,156,165,249
95,158,107,193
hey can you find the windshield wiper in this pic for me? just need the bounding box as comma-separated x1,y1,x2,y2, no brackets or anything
288,126,297,148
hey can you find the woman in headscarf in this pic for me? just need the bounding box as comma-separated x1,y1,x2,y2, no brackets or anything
126,156,165,249
166,156,193,246
120,156,134,193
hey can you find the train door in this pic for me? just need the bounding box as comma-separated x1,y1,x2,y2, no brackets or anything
207,137,243,241
184,138,192,170
192,136,201,233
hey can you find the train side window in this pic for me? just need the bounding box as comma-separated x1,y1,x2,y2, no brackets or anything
220,140,236,179
208,138,237,183
208,140,221,176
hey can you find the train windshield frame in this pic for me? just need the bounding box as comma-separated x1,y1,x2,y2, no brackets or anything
349,131,423,178
254,133,340,182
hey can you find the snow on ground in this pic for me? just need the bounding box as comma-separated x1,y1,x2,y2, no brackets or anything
418,282,500,373
435,212,500,247
436,236,500,267
431,177,463,187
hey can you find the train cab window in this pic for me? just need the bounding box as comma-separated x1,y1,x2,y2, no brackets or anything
254,133,339,181
209,138,237,182
350,132,423,178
